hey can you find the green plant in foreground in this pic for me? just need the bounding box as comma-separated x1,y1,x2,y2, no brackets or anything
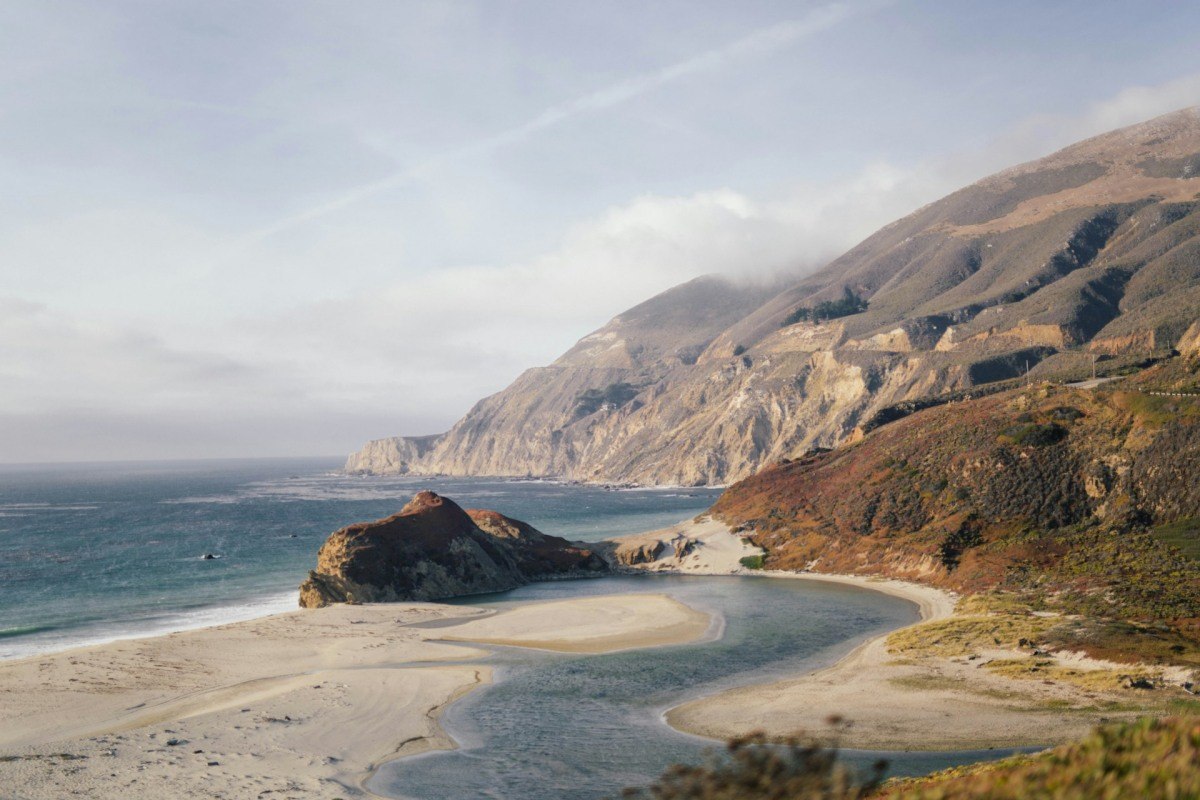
740,555,766,570
621,729,884,800
879,715,1200,799
626,716,1200,800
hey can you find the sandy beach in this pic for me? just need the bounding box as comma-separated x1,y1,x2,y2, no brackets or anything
436,592,712,653
0,593,711,799
611,518,1185,751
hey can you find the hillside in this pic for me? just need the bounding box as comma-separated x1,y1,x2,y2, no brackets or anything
711,352,1200,662
349,107,1200,485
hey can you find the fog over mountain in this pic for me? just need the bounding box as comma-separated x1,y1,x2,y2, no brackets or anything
4,2,1200,461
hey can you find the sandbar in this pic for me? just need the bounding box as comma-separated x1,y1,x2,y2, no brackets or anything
0,592,711,799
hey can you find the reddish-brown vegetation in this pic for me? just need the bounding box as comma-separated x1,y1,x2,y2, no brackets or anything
711,360,1200,656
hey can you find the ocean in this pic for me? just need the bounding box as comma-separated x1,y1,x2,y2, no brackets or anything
0,457,722,660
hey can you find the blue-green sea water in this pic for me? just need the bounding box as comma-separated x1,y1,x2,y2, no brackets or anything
0,458,720,660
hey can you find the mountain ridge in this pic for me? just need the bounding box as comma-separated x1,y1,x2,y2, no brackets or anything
349,107,1200,485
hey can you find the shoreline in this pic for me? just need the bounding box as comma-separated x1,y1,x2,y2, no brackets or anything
614,519,1178,752
3,513,1180,796
0,589,302,663
0,590,715,799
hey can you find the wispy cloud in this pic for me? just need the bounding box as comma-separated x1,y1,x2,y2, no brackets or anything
233,1,878,247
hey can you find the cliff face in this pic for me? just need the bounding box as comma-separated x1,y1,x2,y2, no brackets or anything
344,434,442,476
349,108,1200,485
298,491,607,608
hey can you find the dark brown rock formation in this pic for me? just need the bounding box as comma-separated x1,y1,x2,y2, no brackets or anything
298,491,607,608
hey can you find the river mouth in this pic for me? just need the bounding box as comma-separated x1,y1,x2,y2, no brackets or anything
370,574,1029,800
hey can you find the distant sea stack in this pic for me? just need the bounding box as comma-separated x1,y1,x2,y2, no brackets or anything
298,491,608,608
347,107,1200,486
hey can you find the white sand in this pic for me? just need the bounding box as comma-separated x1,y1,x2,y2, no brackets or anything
0,593,712,799
437,592,713,653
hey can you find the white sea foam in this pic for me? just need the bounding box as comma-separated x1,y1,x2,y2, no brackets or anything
0,590,299,661
0,503,102,512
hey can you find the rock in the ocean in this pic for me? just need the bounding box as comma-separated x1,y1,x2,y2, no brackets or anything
298,491,607,608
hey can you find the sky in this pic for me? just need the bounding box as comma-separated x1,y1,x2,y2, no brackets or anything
3,1,1200,463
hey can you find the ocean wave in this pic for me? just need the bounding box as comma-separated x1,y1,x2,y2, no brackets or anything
0,624,60,639
0,591,299,661
0,503,101,512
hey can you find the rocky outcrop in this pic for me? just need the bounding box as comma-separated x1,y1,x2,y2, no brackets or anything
1179,322,1200,358
610,539,665,567
298,491,607,608
349,108,1200,486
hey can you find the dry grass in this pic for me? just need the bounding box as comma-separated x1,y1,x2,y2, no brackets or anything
982,658,1161,692
875,716,1200,800
629,716,1200,800
886,615,1056,658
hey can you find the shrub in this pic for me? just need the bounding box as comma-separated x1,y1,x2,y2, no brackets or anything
629,717,1200,800
1049,405,1085,422
574,382,639,418
999,422,1068,447
621,730,884,800
739,555,766,570
878,716,1200,799
783,287,868,327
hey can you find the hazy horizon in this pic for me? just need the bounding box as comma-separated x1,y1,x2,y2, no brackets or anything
5,0,1200,462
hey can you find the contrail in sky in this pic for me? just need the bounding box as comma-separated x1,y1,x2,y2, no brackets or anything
235,1,879,248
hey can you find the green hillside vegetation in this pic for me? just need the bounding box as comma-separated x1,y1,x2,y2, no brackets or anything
1153,517,1200,562
877,716,1200,800
626,716,1200,800
782,286,869,326
574,382,640,418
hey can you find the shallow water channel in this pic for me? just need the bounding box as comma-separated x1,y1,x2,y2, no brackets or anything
371,575,1023,800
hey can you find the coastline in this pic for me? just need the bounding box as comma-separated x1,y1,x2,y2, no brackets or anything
0,591,714,799
0,589,302,663
612,518,1177,752
2,513,1183,797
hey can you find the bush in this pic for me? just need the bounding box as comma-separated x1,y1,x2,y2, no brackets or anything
999,422,1068,447
739,555,766,570
574,382,639,418
1049,405,1085,422
628,717,1200,800
783,286,868,327
879,716,1200,799
621,730,884,800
